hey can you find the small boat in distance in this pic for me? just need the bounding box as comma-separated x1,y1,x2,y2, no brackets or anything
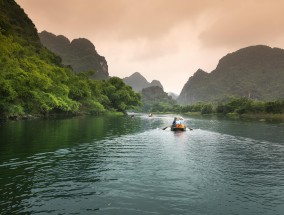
171,124,186,131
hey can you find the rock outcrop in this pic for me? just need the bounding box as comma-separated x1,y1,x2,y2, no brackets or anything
178,45,284,104
142,86,168,100
123,72,163,92
39,31,109,79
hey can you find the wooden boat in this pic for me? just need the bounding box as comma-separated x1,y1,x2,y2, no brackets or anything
171,124,186,131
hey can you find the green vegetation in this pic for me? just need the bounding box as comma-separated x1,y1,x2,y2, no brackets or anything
178,46,284,105
1,1,282,122
141,86,177,112
148,96,284,120
0,34,141,119
142,98,176,113
0,34,141,120
38,31,109,80
215,97,284,115
0,0,141,121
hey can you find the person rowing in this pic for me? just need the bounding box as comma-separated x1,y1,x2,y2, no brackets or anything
163,116,192,131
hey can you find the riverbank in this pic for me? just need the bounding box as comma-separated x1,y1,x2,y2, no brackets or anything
239,113,284,122
184,112,284,122
148,111,284,123
0,111,125,123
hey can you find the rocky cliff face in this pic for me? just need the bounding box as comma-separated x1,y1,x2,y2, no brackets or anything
149,80,163,89
141,86,168,100
178,45,284,104
141,86,176,112
123,72,163,92
178,69,210,104
39,31,109,79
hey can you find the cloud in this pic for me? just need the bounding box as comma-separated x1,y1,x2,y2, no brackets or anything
16,0,220,63
17,0,215,39
16,0,284,94
199,0,284,48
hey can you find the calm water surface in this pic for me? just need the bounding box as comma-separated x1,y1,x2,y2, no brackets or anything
0,115,284,215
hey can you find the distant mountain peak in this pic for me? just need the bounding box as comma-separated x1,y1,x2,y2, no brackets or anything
38,30,109,79
178,45,284,104
128,72,148,81
132,72,142,76
194,69,208,76
150,80,163,89
215,45,281,71
70,38,97,54
123,72,163,92
141,86,177,111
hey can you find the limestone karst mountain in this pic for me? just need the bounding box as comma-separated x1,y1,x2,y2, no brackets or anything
178,45,284,104
141,86,176,112
123,72,163,92
39,31,109,79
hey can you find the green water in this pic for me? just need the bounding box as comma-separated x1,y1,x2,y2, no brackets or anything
0,115,283,215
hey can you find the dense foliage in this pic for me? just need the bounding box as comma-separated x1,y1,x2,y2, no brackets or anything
0,33,141,119
141,86,176,112
38,31,109,80
178,46,284,105
0,0,141,120
215,97,284,115
142,99,176,112
163,97,284,115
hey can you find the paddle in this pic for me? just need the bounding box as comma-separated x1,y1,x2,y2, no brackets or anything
187,125,193,130
163,126,192,131
162,126,170,130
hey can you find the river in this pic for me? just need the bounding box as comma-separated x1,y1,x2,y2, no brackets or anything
0,114,284,215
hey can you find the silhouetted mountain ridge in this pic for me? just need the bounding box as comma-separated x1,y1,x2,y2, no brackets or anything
123,72,163,92
178,45,284,104
142,86,167,100
141,86,177,112
38,31,109,79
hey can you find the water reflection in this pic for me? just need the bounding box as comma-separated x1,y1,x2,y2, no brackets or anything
0,115,283,215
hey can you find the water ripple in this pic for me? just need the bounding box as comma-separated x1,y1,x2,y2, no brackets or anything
1,117,284,215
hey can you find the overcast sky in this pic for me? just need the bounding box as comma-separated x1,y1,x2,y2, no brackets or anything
16,0,284,94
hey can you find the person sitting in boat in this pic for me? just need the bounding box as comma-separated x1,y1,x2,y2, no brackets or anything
175,117,185,128
172,117,177,126
176,117,182,125
171,117,186,130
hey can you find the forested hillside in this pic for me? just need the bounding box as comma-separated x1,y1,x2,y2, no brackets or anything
178,45,284,104
0,0,141,120
141,86,176,112
39,31,109,80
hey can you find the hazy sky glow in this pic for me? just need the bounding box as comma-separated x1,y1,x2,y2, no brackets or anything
16,0,284,94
